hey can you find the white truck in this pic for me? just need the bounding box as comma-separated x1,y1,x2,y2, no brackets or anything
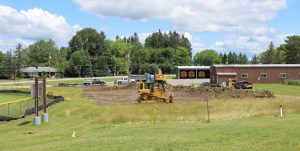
114,77,135,85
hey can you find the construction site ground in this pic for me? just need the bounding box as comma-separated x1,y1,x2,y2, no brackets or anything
82,83,274,104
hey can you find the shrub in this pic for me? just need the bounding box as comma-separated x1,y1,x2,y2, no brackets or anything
284,79,300,86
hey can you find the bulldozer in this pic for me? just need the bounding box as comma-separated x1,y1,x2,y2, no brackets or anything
137,70,174,103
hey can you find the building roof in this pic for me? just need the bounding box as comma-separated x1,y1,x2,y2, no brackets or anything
177,66,210,70
21,67,57,73
217,72,237,76
213,64,300,68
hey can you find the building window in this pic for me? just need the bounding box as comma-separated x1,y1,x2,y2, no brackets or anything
260,73,267,79
279,73,286,79
298,73,300,79
241,73,248,79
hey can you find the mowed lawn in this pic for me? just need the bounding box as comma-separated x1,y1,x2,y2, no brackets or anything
0,85,300,150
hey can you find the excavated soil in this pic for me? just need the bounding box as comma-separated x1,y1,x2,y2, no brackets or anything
82,83,274,104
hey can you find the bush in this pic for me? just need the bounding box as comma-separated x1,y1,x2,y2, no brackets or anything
284,79,300,86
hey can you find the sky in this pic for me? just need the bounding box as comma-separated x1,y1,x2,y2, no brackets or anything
0,0,299,57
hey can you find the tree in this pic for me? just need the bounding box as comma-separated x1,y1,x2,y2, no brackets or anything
25,40,58,67
2,51,14,79
274,44,286,64
55,47,70,77
0,51,4,78
284,35,300,64
106,40,131,75
221,53,227,64
145,30,192,57
250,55,259,64
174,47,191,66
69,49,92,77
69,28,107,57
227,52,237,64
14,43,22,78
194,50,221,66
260,42,275,64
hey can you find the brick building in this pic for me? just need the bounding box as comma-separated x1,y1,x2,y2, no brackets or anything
210,64,300,84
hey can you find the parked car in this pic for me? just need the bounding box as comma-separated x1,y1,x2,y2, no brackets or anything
235,80,253,89
114,77,135,85
82,79,106,86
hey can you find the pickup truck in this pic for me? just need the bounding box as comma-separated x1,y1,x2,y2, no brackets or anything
235,80,253,89
114,77,135,85
82,79,106,86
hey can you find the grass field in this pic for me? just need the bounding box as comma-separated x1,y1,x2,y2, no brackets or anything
254,84,300,96
0,93,30,104
0,84,300,150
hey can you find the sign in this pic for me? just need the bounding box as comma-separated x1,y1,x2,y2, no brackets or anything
197,70,210,79
180,70,196,79
180,69,210,79
31,82,43,98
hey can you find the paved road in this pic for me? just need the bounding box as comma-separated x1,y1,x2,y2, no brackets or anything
0,76,126,85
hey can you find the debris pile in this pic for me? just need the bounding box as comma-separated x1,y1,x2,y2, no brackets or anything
173,85,274,98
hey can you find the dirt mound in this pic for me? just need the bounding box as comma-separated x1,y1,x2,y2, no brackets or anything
173,85,274,99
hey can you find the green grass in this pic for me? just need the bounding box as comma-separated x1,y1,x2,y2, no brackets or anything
254,84,300,96
0,93,30,104
0,78,32,83
1,84,300,150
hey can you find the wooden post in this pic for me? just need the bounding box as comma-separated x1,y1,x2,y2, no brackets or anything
206,95,210,122
43,78,47,113
35,77,39,116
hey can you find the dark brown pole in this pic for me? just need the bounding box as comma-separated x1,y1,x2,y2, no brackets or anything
43,78,46,113
35,77,39,116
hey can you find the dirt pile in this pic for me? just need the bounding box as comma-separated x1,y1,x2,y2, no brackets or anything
173,85,274,99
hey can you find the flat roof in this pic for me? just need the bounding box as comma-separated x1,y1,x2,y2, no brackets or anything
177,66,210,70
217,72,237,76
21,67,57,73
213,64,300,68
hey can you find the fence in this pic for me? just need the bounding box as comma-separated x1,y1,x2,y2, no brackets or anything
0,90,64,121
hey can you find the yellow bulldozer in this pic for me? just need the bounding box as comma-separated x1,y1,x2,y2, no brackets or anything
137,70,174,103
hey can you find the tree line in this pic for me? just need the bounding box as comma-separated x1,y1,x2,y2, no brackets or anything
0,28,192,78
0,28,300,79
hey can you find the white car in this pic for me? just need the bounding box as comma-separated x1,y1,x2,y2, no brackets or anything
114,77,135,85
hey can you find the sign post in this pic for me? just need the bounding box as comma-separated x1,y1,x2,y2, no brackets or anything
33,77,41,125
41,78,48,122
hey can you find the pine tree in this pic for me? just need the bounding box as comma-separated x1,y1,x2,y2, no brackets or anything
260,42,275,64
251,55,259,64
2,51,14,79
14,43,22,78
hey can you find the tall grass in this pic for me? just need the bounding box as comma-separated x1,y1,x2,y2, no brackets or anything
49,86,300,124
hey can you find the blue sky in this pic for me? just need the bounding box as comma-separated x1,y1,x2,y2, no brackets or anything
0,0,299,57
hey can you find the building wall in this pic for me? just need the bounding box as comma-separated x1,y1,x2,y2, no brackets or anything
211,66,300,84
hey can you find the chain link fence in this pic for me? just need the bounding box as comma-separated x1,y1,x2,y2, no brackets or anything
0,90,64,121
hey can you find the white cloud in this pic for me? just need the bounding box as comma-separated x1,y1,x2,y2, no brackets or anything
210,32,291,55
0,5,80,46
138,33,152,44
0,38,33,52
74,0,287,34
